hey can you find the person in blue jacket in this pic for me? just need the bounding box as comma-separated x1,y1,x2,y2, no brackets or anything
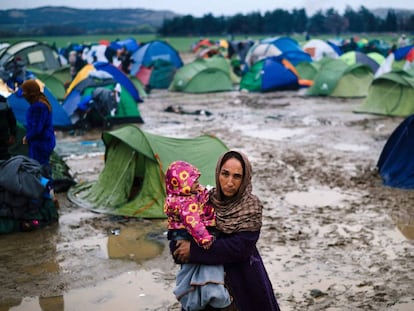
21,80,56,169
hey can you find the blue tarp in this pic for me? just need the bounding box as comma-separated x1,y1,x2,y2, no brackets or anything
377,114,414,188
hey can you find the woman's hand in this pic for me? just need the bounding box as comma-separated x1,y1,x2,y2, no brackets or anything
22,136,27,144
173,240,191,263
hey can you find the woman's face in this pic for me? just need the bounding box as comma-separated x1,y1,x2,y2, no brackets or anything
219,157,243,197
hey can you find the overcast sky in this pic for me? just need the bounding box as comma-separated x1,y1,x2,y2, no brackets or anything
3,0,414,16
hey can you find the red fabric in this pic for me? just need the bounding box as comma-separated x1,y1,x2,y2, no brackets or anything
136,66,152,86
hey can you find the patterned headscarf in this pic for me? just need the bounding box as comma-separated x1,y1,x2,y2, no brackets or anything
165,160,200,196
210,150,263,234
21,79,52,112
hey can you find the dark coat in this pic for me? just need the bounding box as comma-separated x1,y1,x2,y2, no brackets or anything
0,96,17,160
171,231,281,311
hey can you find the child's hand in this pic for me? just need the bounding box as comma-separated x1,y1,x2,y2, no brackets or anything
202,240,213,250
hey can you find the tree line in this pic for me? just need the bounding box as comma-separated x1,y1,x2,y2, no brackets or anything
158,6,414,36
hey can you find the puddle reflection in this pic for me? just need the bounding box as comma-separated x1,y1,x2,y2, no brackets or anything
285,187,350,207
107,226,164,261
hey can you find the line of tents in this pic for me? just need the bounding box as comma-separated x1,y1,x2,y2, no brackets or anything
2,37,414,132
3,36,414,223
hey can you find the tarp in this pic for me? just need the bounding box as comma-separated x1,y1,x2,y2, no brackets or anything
377,114,414,188
68,125,229,218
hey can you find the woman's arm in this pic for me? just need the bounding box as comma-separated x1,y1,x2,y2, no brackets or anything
172,231,260,265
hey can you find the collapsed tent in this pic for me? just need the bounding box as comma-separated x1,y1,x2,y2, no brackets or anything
63,62,143,128
306,58,374,97
68,125,229,218
377,114,414,188
169,57,234,93
355,69,414,116
240,57,302,92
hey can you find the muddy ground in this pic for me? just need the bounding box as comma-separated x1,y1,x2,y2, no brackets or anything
1,84,414,310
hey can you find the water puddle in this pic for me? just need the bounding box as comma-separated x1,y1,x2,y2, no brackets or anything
55,140,105,157
235,124,306,141
5,269,175,311
333,143,369,152
284,187,350,207
391,207,414,240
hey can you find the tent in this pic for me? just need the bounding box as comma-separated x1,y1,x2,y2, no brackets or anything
0,40,62,71
136,59,177,90
169,57,234,93
377,114,414,188
240,57,302,92
303,39,340,61
306,58,374,97
62,62,144,128
355,69,414,116
68,125,229,218
375,45,414,78
245,41,312,69
7,81,72,130
130,40,183,76
28,66,72,100
339,51,382,74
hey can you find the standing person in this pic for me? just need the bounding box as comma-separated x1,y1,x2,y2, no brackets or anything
0,94,17,161
117,46,133,74
21,80,56,171
173,150,281,311
164,160,232,311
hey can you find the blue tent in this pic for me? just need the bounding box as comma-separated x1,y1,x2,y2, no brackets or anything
109,38,140,54
130,40,183,76
260,36,312,66
8,86,72,130
239,56,300,92
377,114,414,188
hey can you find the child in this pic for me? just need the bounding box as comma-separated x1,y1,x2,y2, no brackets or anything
164,160,232,311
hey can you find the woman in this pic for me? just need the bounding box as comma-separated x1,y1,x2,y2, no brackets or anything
172,150,281,311
21,80,56,169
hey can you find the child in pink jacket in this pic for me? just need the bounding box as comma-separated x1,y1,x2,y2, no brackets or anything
164,160,231,311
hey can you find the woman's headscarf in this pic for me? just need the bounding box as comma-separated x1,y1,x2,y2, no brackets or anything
210,150,263,234
21,79,52,112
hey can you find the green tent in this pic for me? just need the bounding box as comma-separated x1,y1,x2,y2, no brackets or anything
68,125,229,218
306,58,373,97
169,57,234,93
354,69,414,117
295,61,322,80
30,66,72,100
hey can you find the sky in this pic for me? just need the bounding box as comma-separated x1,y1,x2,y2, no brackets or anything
3,0,414,16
